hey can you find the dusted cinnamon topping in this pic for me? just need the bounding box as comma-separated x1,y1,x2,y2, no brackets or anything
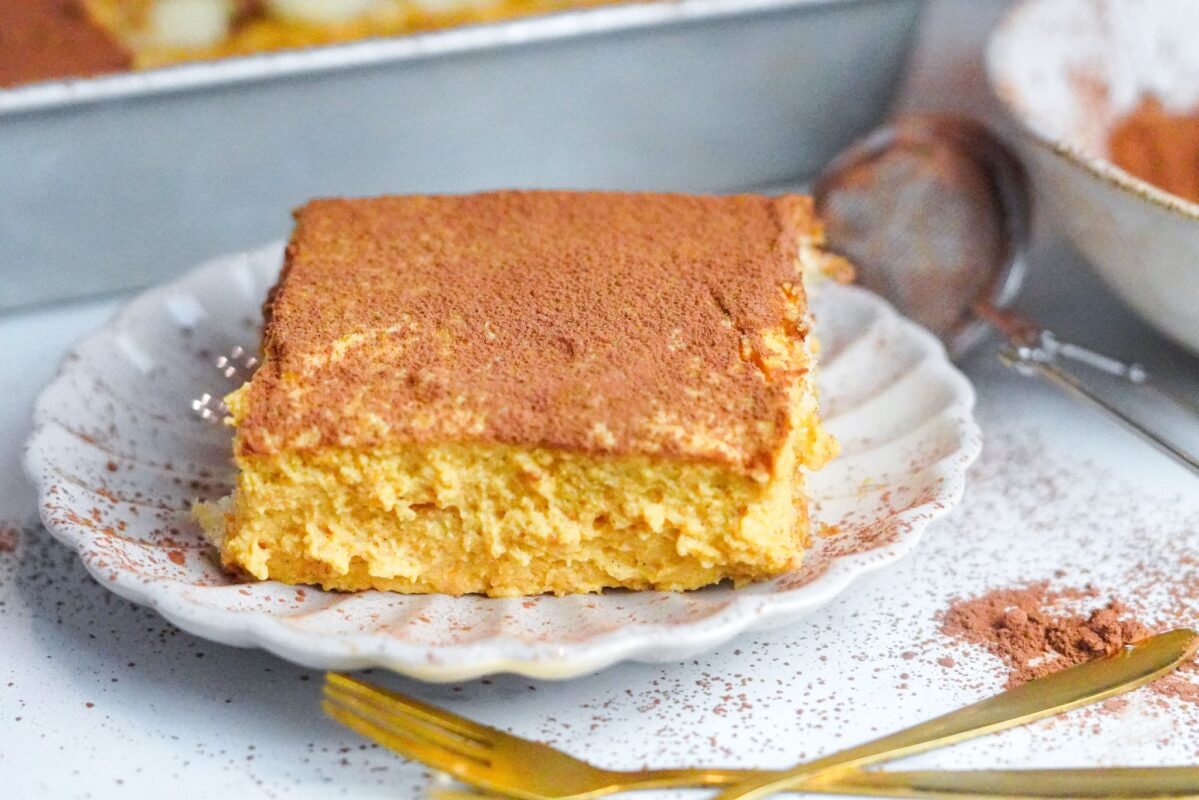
237,191,823,476
0,0,130,88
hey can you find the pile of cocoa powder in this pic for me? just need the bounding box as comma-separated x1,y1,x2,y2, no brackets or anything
942,582,1199,703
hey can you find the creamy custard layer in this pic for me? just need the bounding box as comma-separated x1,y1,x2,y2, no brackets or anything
197,382,834,597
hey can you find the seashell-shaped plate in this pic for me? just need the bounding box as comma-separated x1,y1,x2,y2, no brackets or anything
25,243,980,681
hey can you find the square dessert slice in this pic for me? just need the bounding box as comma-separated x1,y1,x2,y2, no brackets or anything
196,191,839,597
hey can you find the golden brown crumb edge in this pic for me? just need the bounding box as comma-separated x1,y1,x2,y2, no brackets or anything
197,190,843,597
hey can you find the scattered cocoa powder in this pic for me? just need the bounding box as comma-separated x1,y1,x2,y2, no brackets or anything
0,524,18,554
1100,697,1129,715
942,582,1199,705
1155,662,1199,706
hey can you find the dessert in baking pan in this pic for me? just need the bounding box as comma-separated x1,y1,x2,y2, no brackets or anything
89,0,623,68
0,0,628,87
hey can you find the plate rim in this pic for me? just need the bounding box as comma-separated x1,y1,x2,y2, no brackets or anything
24,243,981,682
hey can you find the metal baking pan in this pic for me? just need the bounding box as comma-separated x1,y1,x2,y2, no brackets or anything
0,0,926,310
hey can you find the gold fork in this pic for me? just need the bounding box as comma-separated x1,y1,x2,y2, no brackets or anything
322,628,1198,800
714,629,1199,800
430,766,1199,800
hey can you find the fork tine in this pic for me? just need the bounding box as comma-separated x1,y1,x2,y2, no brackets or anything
322,699,493,785
326,674,495,744
324,681,494,762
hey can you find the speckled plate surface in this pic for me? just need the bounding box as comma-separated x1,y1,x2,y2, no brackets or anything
24,243,980,681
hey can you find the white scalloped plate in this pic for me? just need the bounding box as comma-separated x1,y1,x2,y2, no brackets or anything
24,243,980,682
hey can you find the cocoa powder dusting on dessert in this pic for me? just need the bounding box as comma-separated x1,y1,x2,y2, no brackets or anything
242,191,827,474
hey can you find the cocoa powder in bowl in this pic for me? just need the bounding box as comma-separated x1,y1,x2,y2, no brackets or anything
1108,97,1199,205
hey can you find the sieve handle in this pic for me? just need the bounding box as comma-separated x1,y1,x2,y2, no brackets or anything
979,304,1199,476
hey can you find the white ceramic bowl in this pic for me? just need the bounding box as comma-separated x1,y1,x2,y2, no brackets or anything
986,0,1199,354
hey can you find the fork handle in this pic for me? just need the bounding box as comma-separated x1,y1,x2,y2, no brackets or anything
613,767,1199,798
625,765,1199,799
712,629,1198,800
431,766,1199,800
814,767,1199,799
